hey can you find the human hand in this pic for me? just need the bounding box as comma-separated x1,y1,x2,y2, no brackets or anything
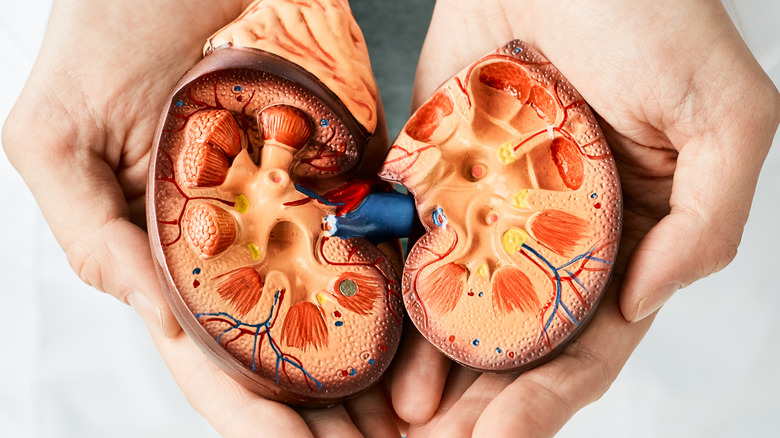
2,0,401,436
387,0,780,436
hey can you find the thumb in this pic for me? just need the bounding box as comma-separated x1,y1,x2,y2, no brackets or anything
3,99,180,338
65,214,182,338
620,206,737,322
620,109,778,322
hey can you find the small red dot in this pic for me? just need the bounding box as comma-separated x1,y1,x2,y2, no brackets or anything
467,291,474,296
341,370,348,377
379,344,387,352
193,280,200,288
448,335,455,342
508,352,515,358
334,311,342,318
594,202,601,209
236,95,244,102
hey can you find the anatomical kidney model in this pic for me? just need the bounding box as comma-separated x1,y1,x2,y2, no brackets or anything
147,0,411,406
380,41,622,372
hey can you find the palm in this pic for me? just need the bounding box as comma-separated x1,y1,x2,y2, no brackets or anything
41,0,250,224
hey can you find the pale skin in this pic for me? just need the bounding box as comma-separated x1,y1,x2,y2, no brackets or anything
2,1,778,438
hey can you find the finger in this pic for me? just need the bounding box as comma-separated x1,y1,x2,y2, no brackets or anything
472,289,653,438
387,321,451,424
426,373,516,438
297,405,362,438
406,365,480,437
343,386,400,437
149,329,313,438
3,96,180,337
620,97,779,321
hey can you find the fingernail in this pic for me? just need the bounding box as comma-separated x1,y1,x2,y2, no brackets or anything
632,282,682,322
127,292,166,337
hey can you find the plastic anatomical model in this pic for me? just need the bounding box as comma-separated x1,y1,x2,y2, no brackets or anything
380,41,622,372
147,0,410,406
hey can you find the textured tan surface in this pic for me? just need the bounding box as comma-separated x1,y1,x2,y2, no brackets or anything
206,0,378,133
381,41,621,372
151,67,402,404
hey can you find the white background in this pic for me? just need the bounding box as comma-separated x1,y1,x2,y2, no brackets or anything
1,1,778,436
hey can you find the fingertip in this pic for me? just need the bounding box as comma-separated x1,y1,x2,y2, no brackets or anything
161,311,183,338
343,386,400,437
390,358,450,425
623,282,681,322
388,327,450,424
617,213,706,323
96,220,180,337
127,291,181,338
298,404,362,438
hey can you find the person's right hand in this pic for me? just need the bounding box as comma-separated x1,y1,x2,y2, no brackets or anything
2,1,399,436
386,0,780,436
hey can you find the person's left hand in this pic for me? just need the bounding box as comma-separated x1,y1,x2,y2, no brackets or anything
2,0,400,435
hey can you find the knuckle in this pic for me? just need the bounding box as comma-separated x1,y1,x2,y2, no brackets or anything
708,233,740,274
64,218,126,295
677,205,742,279
688,234,739,283
565,343,613,403
513,376,571,437
1,106,29,166
65,234,107,293
3,86,90,171
522,372,574,420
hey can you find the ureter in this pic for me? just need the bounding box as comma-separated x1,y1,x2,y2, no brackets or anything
260,142,295,171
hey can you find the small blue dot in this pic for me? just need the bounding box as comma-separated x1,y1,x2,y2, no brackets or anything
192,268,201,275
348,368,357,376
591,192,598,199
472,339,480,347
335,321,344,327
368,359,375,365
320,118,328,127
496,348,502,354
478,292,484,298
176,100,183,107
233,85,242,92
513,47,522,54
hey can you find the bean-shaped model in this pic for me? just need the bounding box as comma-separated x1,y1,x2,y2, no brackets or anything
380,41,622,372
147,0,408,406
